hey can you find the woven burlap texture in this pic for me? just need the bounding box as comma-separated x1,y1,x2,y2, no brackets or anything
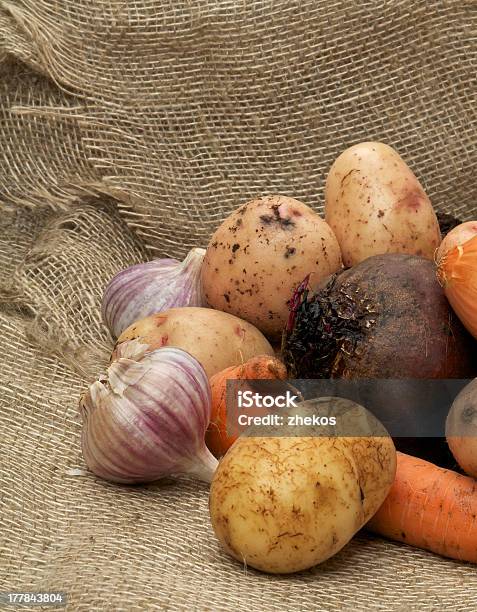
0,1,476,256
2,203,477,612
0,1,476,610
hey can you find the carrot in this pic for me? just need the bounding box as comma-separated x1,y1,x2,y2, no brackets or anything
205,355,287,457
367,451,477,563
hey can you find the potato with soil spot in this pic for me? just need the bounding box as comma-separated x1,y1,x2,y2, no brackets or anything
112,307,274,378
325,142,441,267
209,398,396,573
201,195,342,340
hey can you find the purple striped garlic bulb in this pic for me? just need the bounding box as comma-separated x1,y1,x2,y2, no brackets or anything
79,339,218,484
102,247,206,338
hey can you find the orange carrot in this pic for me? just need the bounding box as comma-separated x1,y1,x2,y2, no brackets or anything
367,451,477,563
205,355,287,457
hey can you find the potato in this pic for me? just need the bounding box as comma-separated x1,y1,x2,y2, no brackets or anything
201,195,342,340
446,378,477,478
209,398,396,574
325,142,441,267
112,307,274,378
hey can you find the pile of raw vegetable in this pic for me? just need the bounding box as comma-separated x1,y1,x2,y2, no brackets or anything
80,142,477,574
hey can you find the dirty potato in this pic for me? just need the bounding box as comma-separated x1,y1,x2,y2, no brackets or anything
112,307,274,378
209,417,396,573
201,195,342,340
325,142,441,267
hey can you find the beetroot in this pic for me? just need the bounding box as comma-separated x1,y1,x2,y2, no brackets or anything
283,253,477,380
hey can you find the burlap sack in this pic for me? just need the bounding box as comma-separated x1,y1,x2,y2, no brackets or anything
0,1,476,610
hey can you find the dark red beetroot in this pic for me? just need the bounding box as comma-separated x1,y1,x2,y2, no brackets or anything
282,254,477,466
283,253,477,380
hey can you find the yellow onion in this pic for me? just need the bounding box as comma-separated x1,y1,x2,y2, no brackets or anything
436,221,477,261
438,234,477,339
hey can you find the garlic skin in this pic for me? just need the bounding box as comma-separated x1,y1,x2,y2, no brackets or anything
102,247,206,338
79,340,218,484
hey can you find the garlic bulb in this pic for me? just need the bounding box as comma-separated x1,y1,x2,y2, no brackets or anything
79,339,218,484
102,247,206,338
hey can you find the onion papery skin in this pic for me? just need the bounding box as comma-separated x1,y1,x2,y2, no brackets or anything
438,235,477,340
436,221,477,262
